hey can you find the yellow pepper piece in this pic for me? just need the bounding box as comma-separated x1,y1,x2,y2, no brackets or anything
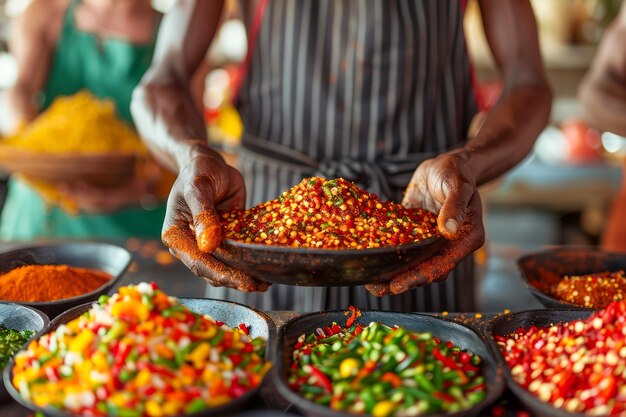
339,358,360,378
186,342,211,367
111,300,149,321
135,369,152,387
372,400,396,417
68,329,95,353
162,401,183,415
146,400,164,417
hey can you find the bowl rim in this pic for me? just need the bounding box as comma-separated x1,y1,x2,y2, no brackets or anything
0,241,131,307
273,310,505,417
484,309,594,417
222,234,444,255
516,245,626,311
0,301,50,328
3,297,274,417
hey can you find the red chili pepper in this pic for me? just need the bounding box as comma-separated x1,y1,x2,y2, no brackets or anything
344,306,361,327
230,354,243,366
433,347,460,371
380,372,402,388
310,366,333,393
44,367,60,382
433,392,456,403
215,320,224,327
238,323,250,335
150,281,159,290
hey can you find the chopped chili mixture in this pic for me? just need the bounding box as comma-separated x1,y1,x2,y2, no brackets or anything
550,270,626,309
289,308,486,416
220,177,439,249
11,283,270,416
496,301,626,415
0,325,34,369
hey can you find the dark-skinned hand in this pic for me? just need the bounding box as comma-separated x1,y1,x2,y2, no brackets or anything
161,152,270,292
365,152,485,296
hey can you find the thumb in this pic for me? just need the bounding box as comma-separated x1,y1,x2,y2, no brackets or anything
437,182,474,239
184,177,223,253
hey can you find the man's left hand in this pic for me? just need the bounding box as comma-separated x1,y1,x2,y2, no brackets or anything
365,152,485,296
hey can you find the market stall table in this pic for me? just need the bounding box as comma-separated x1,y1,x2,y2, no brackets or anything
0,240,530,416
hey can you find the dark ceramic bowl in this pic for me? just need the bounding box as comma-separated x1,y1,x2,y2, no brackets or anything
0,302,49,404
4,298,274,417
485,310,593,417
517,246,626,310
214,236,446,286
0,242,132,318
273,311,505,417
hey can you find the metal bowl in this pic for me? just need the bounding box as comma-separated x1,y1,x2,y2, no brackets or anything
273,311,505,417
0,302,49,404
4,298,275,417
517,246,626,310
0,242,132,318
214,236,446,286
485,310,593,417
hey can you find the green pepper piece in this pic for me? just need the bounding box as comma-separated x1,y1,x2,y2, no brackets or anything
415,374,436,393
184,398,207,414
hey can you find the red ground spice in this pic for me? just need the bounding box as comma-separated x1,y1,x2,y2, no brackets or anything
220,177,439,249
551,270,626,309
497,301,626,415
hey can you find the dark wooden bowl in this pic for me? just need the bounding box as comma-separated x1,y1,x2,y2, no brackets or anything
214,236,446,286
517,246,626,310
0,144,137,187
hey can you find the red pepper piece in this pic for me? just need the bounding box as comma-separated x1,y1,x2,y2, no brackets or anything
310,365,333,393
238,323,250,335
433,392,456,403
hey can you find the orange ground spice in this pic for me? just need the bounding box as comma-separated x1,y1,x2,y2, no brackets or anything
0,264,112,302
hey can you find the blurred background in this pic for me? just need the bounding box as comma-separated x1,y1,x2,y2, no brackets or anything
0,0,623,310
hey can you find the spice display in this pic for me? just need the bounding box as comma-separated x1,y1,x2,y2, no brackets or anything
0,264,111,302
0,325,34,369
12,283,270,416
289,309,486,416
220,177,439,249
496,301,626,415
3,90,147,155
551,270,626,308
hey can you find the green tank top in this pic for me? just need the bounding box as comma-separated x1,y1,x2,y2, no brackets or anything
41,0,158,123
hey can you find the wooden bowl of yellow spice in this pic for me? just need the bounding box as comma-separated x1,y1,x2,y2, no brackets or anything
0,241,132,318
0,91,146,187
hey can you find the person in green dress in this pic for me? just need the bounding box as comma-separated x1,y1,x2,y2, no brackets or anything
1,0,166,241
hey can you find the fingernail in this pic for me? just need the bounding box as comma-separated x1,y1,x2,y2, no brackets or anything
445,219,459,235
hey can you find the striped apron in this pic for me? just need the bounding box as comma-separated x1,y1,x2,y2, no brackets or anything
209,0,479,312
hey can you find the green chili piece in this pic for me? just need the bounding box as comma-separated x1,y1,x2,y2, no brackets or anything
415,374,436,393
210,330,224,346
433,362,443,391
468,390,486,405
118,408,141,417
301,385,325,395
184,398,207,414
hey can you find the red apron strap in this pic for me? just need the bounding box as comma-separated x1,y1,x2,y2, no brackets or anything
231,0,269,103
460,0,486,112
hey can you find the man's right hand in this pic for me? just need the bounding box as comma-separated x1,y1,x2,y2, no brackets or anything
161,150,269,292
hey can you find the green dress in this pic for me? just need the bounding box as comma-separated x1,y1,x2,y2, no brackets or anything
0,0,165,241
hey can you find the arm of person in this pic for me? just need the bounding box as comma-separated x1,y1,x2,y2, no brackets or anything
131,0,266,292
7,0,58,130
578,3,626,137
367,0,553,296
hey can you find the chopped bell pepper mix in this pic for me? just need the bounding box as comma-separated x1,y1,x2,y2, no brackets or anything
496,301,626,415
551,270,626,309
220,177,439,249
12,283,270,417
0,325,34,369
289,312,486,416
